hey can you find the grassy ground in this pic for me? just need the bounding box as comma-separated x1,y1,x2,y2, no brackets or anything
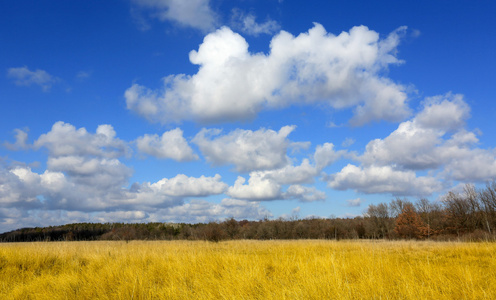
0,240,495,299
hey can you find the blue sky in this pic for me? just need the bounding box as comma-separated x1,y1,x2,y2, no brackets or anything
1,0,495,232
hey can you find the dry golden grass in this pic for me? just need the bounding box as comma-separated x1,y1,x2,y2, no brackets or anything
0,240,495,299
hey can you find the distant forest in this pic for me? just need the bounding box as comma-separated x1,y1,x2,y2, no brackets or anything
2,183,496,242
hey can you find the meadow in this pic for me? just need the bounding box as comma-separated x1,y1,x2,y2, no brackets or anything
0,240,495,299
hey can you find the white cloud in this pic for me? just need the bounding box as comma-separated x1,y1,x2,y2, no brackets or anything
329,164,442,196
136,128,198,161
219,198,271,219
0,207,25,231
227,173,282,201
4,165,130,212
284,185,326,202
125,24,409,125
361,120,443,170
0,209,90,233
443,149,496,182
223,142,345,201
193,126,295,172
132,0,218,32
326,93,496,195
262,159,318,185
46,156,131,189
415,93,470,131
0,167,43,208
3,129,30,150
34,122,128,158
256,142,345,185
226,168,327,202
219,141,342,202
0,197,271,232
6,123,135,211
1,163,229,215
346,198,363,207
31,122,132,198
1,122,279,231
138,174,227,198
360,93,474,170
7,66,58,91
231,9,280,36
314,143,345,170
148,198,271,223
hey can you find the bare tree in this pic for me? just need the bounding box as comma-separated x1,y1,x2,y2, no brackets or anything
389,198,412,218
365,203,393,238
479,182,496,233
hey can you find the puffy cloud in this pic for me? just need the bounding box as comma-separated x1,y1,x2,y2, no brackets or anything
226,170,327,202
2,122,225,212
231,9,280,36
32,122,132,199
137,174,227,198
328,164,442,196
223,141,343,201
46,156,131,189
262,159,318,185
7,66,58,91
361,120,443,170
1,121,282,231
136,128,198,161
3,165,127,212
1,162,229,215
260,142,345,185
193,126,295,172
34,122,128,158
314,143,345,170
284,185,326,202
114,173,227,211
326,93,496,195
3,129,30,150
360,93,474,170
131,0,218,32
0,167,43,208
125,24,409,125
0,166,99,211
415,93,470,131
227,173,282,201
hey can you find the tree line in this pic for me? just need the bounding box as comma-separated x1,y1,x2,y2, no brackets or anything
2,183,496,242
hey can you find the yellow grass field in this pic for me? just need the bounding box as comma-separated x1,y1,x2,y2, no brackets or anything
0,240,495,299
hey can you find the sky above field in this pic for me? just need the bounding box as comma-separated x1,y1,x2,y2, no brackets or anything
1,0,495,233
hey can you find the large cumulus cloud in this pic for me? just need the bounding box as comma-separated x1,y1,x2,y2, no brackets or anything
328,93,496,195
125,24,410,125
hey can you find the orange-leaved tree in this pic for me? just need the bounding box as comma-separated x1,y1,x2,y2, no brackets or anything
394,204,429,239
